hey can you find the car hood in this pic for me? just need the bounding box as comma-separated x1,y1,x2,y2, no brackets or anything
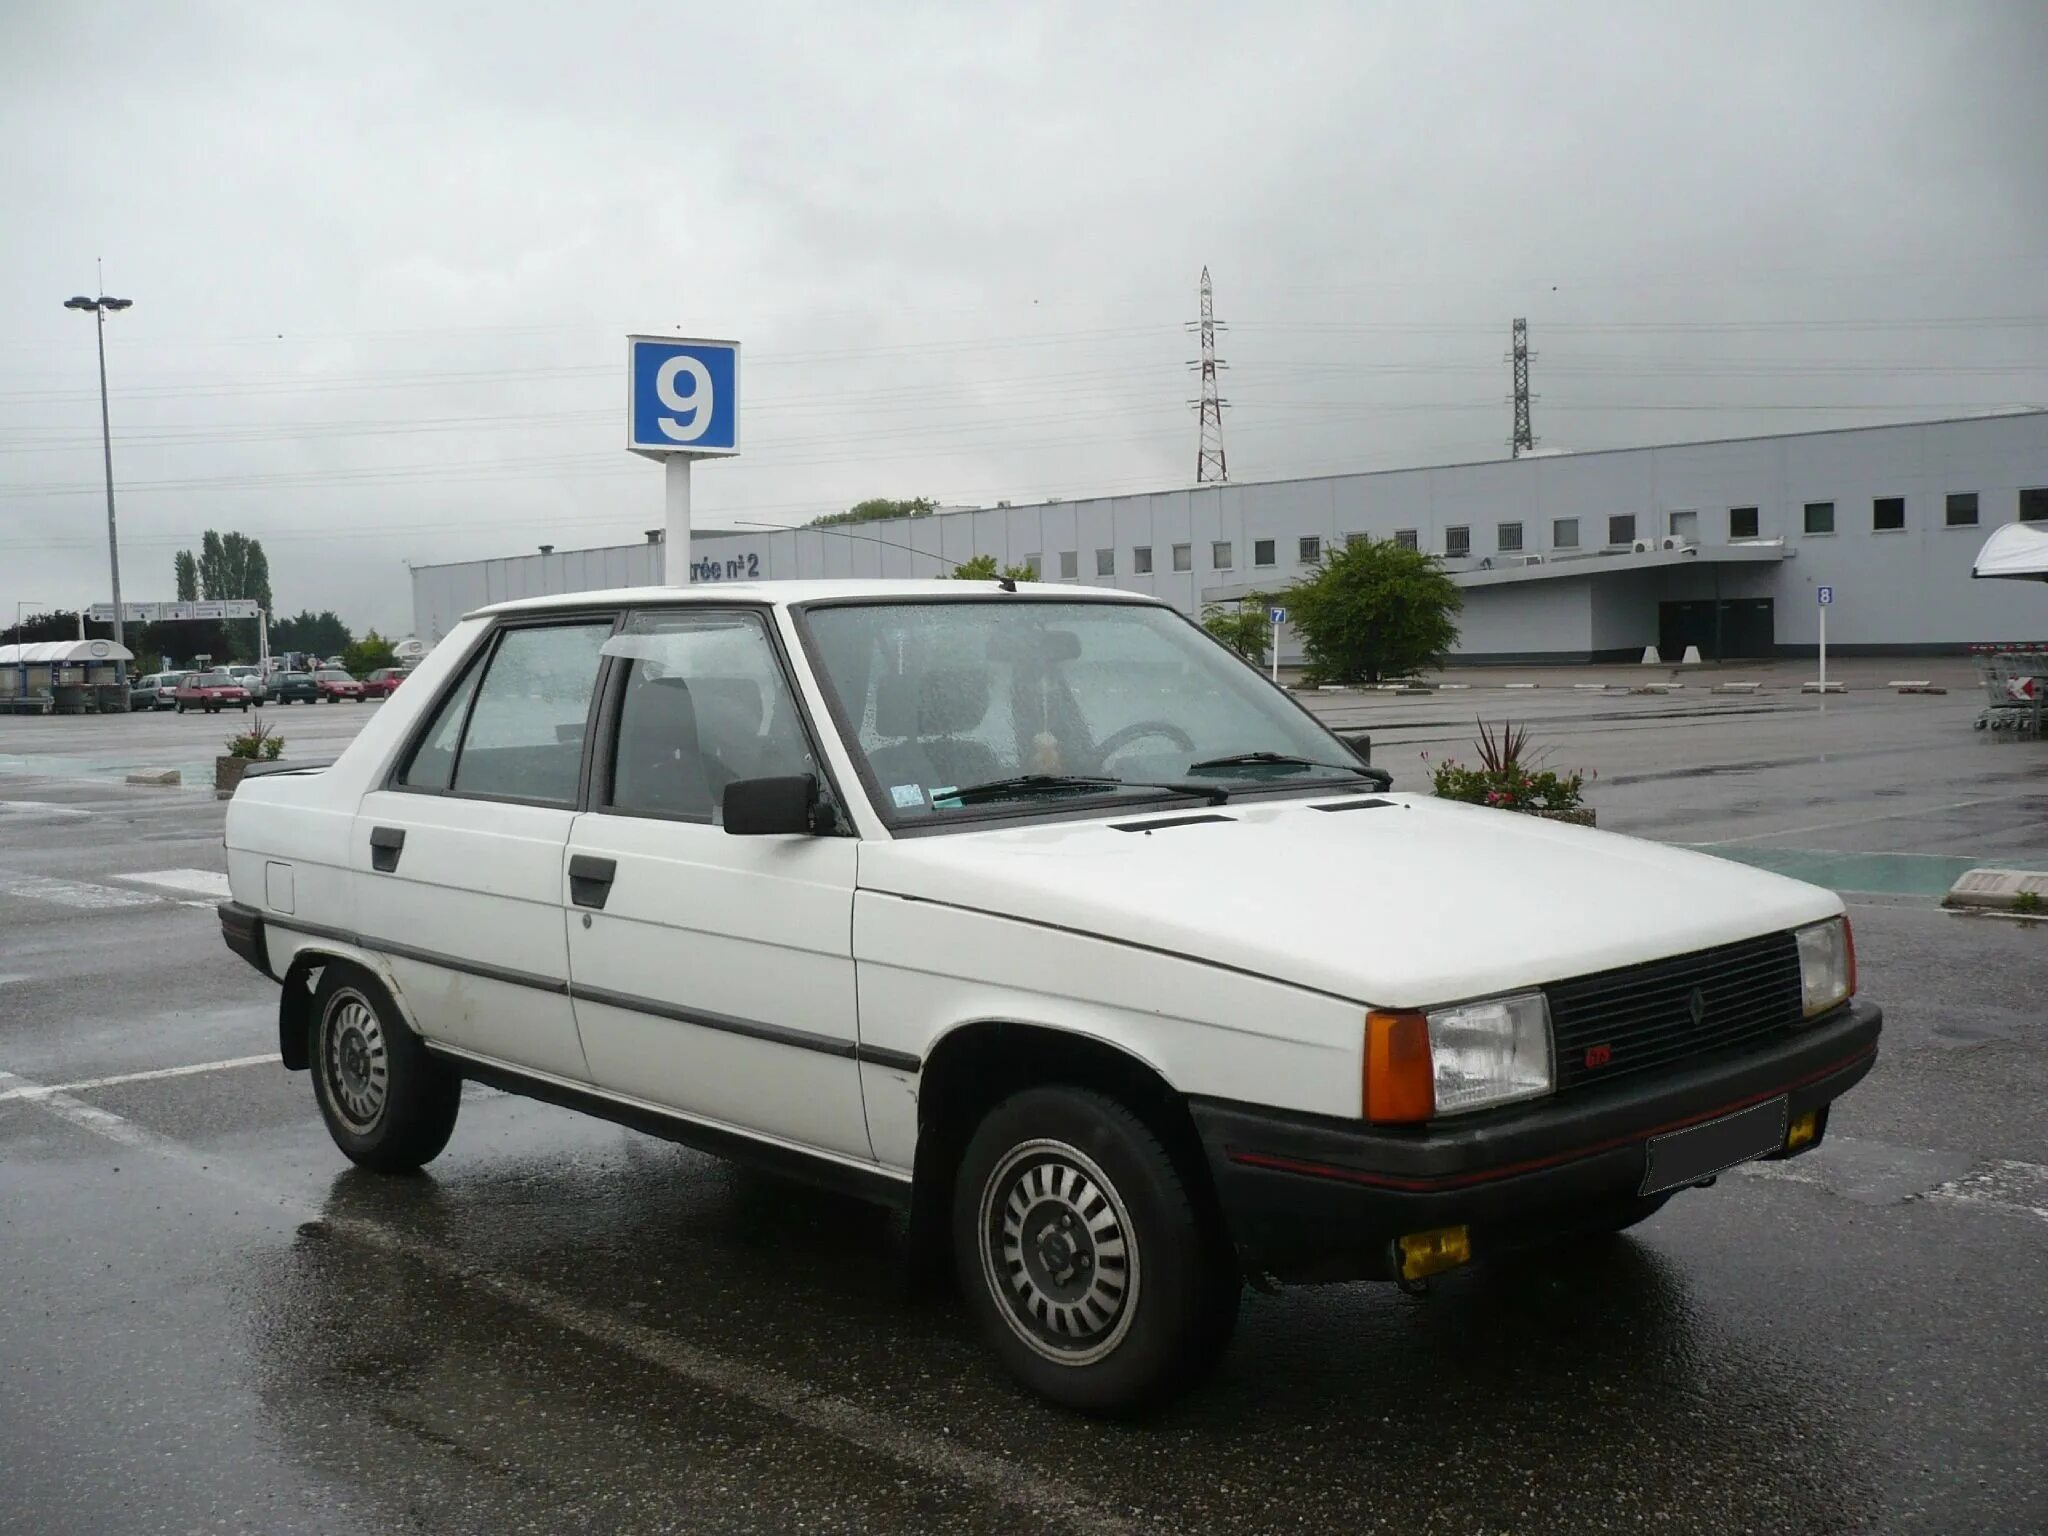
855,793,1842,1007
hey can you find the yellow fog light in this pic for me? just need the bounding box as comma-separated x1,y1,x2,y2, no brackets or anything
1396,1225,1472,1281
1786,1111,1819,1151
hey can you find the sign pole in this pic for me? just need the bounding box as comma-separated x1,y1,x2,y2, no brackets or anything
1271,613,1280,686
1818,595,1828,691
664,456,693,584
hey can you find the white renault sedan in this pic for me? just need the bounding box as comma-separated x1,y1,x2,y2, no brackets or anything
219,580,1880,1413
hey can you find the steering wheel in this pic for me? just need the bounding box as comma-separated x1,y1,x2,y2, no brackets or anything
1092,719,1196,772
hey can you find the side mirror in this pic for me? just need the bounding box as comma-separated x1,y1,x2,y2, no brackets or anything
723,773,834,836
1336,729,1372,764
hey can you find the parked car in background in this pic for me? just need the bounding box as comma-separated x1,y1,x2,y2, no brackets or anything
270,672,320,704
313,669,366,703
363,668,406,699
175,670,251,714
218,581,1881,1414
130,672,180,711
228,666,268,702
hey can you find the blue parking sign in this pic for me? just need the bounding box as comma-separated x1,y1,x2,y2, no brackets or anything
1817,586,1833,606
1268,606,1288,625
628,336,740,457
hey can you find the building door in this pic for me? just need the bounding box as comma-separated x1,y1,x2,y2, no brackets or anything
1719,598,1775,658
1658,601,1716,661
1658,598,1776,660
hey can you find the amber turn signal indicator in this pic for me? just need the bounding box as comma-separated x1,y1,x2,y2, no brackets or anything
1364,1010,1434,1123
1397,1225,1471,1281
1786,1110,1820,1151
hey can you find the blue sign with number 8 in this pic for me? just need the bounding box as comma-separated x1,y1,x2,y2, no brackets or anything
628,337,740,456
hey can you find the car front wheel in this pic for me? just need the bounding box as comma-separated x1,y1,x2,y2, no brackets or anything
309,964,462,1173
954,1086,1239,1415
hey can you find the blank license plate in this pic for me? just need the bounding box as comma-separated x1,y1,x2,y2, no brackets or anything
1640,1097,1788,1196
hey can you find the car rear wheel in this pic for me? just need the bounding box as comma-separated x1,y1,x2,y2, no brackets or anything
954,1086,1239,1415
309,964,462,1173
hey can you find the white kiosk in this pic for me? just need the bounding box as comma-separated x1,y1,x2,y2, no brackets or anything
626,336,741,583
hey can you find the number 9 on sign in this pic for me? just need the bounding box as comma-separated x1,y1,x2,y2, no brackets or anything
628,337,740,457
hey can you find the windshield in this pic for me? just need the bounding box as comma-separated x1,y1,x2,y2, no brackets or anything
315,670,352,681
801,599,1356,820
195,671,232,686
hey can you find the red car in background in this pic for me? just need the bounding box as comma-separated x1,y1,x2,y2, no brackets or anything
175,670,251,714
313,669,367,703
363,668,407,699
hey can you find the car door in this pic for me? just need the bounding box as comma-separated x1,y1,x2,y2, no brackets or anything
352,615,615,1082
564,606,871,1159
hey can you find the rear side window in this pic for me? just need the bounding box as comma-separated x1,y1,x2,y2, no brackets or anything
397,656,486,792
449,623,612,804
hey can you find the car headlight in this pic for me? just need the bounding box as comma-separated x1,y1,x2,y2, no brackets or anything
1794,916,1854,1018
1366,991,1554,1122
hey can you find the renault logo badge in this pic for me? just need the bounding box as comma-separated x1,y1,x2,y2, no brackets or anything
1688,986,1707,1027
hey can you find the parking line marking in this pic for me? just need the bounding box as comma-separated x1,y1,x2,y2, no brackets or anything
0,800,92,819
0,1067,1155,1536
0,1053,279,1102
1700,789,2041,847
113,867,232,901
0,871,160,910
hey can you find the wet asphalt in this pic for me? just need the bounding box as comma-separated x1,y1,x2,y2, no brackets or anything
2,676,2044,1535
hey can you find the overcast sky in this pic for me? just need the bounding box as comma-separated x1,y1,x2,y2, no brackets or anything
4,0,2046,636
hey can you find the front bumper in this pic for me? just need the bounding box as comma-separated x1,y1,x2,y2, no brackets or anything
1191,998,1881,1281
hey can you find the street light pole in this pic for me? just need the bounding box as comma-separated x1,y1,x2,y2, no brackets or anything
65,285,133,661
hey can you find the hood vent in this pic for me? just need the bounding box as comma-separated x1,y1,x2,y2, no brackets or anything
1310,798,1395,813
1110,813,1237,833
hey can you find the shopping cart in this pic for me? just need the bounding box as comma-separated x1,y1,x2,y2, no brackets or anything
1972,643,2048,734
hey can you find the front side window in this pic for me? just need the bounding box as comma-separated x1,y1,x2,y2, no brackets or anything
1171,543,1192,572
1444,526,1471,557
1132,545,1153,574
1553,518,1579,549
1730,506,1760,539
603,610,817,822
448,622,611,803
1945,493,1978,527
1498,522,1524,553
801,600,1357,825
1212,541,1234,570
1608,514,1636,546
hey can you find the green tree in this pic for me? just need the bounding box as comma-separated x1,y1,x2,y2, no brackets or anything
271,609,354,659
185,529,273,655
807,496,937,529
341,630,398,677
1284,537,1462,685
1200,597,1273,666
174,550,199,602
952,553,1036,582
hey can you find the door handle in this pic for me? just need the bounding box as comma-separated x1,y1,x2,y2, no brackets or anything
569,854,617,910
369,826,405,873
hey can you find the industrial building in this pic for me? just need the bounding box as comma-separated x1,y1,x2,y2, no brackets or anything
411,410,2048,663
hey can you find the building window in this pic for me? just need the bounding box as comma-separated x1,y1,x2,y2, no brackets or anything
1058,550,1078,579
1096,547,1115,577
1608,514,1637,547
1392,530,1417,551
1945,494,1979,528
1347,532,1369,549
1211,541,1234,570
2023,488,2048,522
1668,510,1698,541
1253,539,1275,567
1497,522,1524,553
1553,518,1579,549
1172,543,1191,572
1729,506,1760,539
1023,554,1041,578
1872,497,1905,533
1298,536,1321,564
1804,502,1835,535
1444,526,1471,557
1133,545,1153,574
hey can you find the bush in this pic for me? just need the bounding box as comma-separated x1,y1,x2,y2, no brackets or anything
1430,720,1585,812
1200,598,1272,666
952,553,1036,582
224,720,285,760
1284,537,1461,685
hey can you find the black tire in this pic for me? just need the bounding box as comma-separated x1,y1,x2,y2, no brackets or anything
240,703,249,713
308,963,461,1173
953,1086,1239,1416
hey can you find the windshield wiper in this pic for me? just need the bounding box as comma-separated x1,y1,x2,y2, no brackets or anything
1184,751,1393,790
938,773,1229,807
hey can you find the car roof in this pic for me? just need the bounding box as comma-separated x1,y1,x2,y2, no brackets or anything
468,579,1158,620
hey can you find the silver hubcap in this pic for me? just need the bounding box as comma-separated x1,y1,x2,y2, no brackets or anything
978,1139,1139,1366
321,990,389,1135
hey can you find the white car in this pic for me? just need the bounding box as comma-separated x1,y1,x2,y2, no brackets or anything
218,580,1880,1413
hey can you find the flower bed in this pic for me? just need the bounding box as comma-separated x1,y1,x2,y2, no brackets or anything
1429,720,1593,824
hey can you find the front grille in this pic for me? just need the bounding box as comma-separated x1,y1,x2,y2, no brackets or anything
1545,931,1802,1093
